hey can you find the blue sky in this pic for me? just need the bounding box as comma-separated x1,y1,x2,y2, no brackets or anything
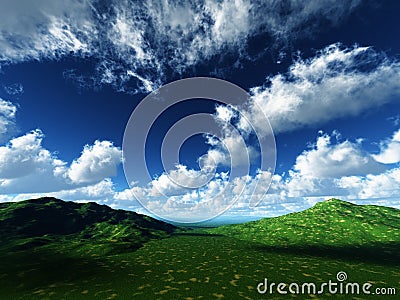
0,0,399,223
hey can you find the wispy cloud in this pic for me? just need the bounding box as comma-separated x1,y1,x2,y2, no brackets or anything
3,83,24,96
0,0,92,63
387,115,400,126
0,0,363,93
0,98,17,141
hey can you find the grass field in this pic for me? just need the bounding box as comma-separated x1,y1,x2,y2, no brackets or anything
0,198,399,299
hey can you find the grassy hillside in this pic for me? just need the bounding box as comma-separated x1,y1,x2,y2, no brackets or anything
0,198,398,299
206,198,400,262
0,197,176,255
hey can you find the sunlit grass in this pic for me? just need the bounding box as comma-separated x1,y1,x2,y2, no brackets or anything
0,198,399,299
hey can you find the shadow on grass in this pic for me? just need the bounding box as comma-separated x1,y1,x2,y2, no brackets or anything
0,247,113,294
252,242,400,266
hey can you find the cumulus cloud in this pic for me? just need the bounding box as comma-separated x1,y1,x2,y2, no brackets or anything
201,130,258,170
293,132,386,178
49,178,117,202
372,129,400,164
148,164,215,197
281,131,400,201
108,129,400,219
0,0,363,93
0,130,69,193
113,166,278,220
0,130,122,194
284,173,337,198
336,167,400,199
247,44,400,134
68,141,122,184
0,129,64,180
2,129,399,216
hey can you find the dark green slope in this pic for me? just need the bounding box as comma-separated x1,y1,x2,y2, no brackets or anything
206,199,400,260
0,197,176,254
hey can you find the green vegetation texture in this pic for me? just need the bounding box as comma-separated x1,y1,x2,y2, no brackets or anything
0,198,399,299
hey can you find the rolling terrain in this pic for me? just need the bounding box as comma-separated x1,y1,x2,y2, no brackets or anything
0,198,399,299
206,198,400,262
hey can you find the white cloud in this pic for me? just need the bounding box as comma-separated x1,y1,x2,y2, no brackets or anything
0,178,133,208
199,104,259,171
0,98,17,139
293,132,386,178
0,130,69,193
68,140,122,184
0,129,64,179
2,129,398,218
81,129,399,219
248,44,400,134
202,133,257,169
148,164,215,197
0,0,93,64
0,1,363,92
279,130,400,203
207,0,252,44
388,115,400,126
372,129,400,164
0,130,122,194
114,167,278,221
49,178,116,202
336,167,400,199
3,83,24,95
280,130,399,199
160,130,394,207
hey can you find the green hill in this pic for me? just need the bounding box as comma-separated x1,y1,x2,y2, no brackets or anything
205,198,400,261
0,197,176,254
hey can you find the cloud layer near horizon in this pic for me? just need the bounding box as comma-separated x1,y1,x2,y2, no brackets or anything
3,129,399,219
0,129,122,194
